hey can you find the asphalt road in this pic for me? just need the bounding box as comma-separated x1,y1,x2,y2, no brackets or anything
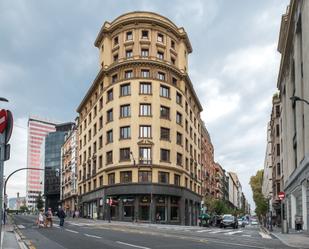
12,215,293,249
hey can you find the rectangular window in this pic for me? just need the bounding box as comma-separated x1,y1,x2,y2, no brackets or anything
126,50,133,58
176,92,182,105
126,31,133,41
160,105,170,119
112,74,118,83
141,49,149,57
99,116,103,129
113,53,118,62
125,70,133,79
106,151,113,165
138,171,152,183
157,51,164,60
160,127,170,141
160,85,170,98
171,40,175,49
140,82,152,94
107,89,113,102
120,83,131,96
139,125,151,138
99,155,103,168
277,144,280,156
120,104,131,118
120,148,131,161
157,72,165,81
185,158,189,170
176,112,182,125
174,174,180,186
139,147,151,165
107,109,113,122
172,77,177,85
120,126,131,139
157,33,164,43
141,69,150,78
176,153,182,166
120,171,132,183
99,97,103,109
160,149,170,162
158,171,169,184
99,136,103,148
107,129,113,143
113,36,119,46
176,132,182,145
99,176,103,186
108,172,115,184
276,124,280,137
171,57,175,65
141,30,149,39
140,103,151,116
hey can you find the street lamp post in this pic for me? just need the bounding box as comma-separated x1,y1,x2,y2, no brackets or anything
290,96,309,105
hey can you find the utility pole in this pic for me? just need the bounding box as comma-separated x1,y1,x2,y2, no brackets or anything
0,130,6,244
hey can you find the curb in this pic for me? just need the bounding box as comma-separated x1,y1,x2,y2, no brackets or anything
10,216,35,249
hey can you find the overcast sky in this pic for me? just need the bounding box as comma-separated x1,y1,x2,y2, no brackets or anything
0,0,289,210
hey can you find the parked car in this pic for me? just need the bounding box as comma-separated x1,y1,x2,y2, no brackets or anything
198,213,211,227
251,218,259,225
220,215,238,229
237,218,246,227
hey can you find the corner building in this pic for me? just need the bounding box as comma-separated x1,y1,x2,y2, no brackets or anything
77,12,203,225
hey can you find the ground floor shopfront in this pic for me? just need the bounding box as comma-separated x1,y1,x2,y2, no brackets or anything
62,194,78,217
79,183,201,226
284,157,309,232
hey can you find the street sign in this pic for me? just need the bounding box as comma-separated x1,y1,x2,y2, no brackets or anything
278,192,285,200
5,110,13,143
0,109,7,134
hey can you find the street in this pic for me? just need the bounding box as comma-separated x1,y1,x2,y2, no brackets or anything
12,215,293,249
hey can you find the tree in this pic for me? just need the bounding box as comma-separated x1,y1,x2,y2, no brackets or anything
20,205,29,213
36,193,44,210
250,170,268,221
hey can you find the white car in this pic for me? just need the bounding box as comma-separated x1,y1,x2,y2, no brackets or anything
251,219,258,225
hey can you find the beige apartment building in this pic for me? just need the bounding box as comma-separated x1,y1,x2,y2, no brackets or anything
76,11,203,225
270,93,283,225
60,123,78,215
277,0,309,231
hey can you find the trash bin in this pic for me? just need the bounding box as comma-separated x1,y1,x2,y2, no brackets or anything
282,220,288,234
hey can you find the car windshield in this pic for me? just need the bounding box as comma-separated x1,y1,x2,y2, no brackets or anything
223,216,234,221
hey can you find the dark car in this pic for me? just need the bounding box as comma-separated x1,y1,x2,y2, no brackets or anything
220,215,238,229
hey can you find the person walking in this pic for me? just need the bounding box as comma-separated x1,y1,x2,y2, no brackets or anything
57,207,66,227
38,209,45,228
45,208,53,228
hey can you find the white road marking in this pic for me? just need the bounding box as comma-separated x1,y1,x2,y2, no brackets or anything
17,225,25,229
259,232,271,239
65,229,79,234
209,229,224,234
116,241,151,249
242,234,252,237
84,233,102,239
225,230,243,235
196,229,210,233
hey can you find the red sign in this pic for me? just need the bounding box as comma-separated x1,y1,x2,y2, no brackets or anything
5,110,13,143
0,109,8,133
278,192,285,200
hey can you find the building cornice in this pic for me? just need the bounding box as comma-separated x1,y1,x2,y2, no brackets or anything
94,11,192,53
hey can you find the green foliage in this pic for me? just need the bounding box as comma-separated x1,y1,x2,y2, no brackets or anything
36,193,44,210
250,170,268,220
204,196,233,215
19,205,29,212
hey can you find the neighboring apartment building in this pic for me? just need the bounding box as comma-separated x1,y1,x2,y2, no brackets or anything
77,11,204,225
270,93,283,225
44,122,74,212
26,116,57,209
262,122,273,201
201,123,215,198
61,122,78,215
228,172,242,209
214,163,224,200
277,0,309,231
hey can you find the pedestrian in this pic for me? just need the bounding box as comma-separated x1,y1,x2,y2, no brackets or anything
45,208,53,228
57,207,66,227
38,209,45,228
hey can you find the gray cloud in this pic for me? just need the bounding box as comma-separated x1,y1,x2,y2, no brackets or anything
0,0,289,209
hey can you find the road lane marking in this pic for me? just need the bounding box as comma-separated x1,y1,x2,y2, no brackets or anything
17,225,25,229
65,229,78,234
259,232,271,239
242,234,252,237
225,230,243,235
84,233,102,239
116,241,151,249
209,229,224,234
196,229,210,233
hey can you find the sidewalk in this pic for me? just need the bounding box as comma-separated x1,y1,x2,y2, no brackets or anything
1,217,25,249
263,226,309,248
